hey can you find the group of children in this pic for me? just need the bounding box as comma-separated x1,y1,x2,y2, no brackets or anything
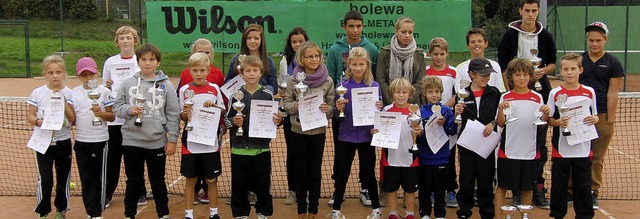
28,8,601,219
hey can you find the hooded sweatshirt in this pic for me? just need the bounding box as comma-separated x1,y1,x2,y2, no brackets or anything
326,36,379,85
113,70,180,149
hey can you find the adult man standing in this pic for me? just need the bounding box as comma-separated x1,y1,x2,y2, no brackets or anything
497,0,557,209
580,21,624,209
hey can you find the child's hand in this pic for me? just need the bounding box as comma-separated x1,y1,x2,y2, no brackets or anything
130,106,143,116
535,69,545,80
539,105,550,115
371,128,379,135
182,104,192,114
583,115,599,125
233,115,244,127
483,123,495,137
165,142,177,156
558,116,569,128
91,105,103,116
335,99,348,112
413,125,423,136
105,79,114,89
454,102,465,115
437,117,445,126
273,112,282,125
499,101,510,110
375,101,383,111
319,103,328,113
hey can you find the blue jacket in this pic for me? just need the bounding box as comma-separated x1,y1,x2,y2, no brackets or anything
336,79,381,143
417,103,456,165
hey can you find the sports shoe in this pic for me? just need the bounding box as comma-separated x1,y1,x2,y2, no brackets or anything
105,198,111,209
39,215,47,219
138,195,147,206
387,214,400,219
404,215,415,219
147,190,154,199
248,191,257,205
226,197,232,205
160,215,171,219
234,217,249,219
53,212,65,219
200,192,209,204
366,212,381,219
430,193,435,207
534,186,550,210
284,190,296,205
257,213,268,219
193,194,201,205
209,214,220,219
512,193,522,206
331,210,346,219
420,216,431,219
567,193,574,204
184,217,193,219
328,195,345,207
446,191,459,208
592,191,600,209
361,189,372,207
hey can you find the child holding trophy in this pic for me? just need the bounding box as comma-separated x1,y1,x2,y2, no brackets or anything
330,47,383,219
71,57,115,218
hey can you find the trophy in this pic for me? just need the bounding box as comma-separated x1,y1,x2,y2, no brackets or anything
336,71,348,118
87,79,103,126
278,73,289,117
294,72,309,100
500,205,517,219
557,94,571,136
503,104,519,124
232,90,246,136
530,49,543,91
134,84,147,127
407,104,422,153
455,79,470,123
431,104,442,118
235,54,247,72
183,89,195,131
533,105,548,126
517,205,534,219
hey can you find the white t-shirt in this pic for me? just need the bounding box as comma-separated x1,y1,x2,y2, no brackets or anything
71,85,113,142
548,85,597,158
499,90,544,160
102,54,139,125
455,59,506,93
27,85,72,141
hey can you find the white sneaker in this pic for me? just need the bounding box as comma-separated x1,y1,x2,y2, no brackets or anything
234,217,249,219
257,213,268,219
420,216,431,219
248,191,257,205
327,195,344,207
331,210,346,219
366,212,380,219
360,190,372,207
435,217,445,219
284,190,296,205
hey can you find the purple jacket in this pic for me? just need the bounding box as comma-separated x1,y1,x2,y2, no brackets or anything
336,79,382,143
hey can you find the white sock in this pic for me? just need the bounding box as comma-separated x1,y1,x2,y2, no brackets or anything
373,208,381,214
185,209,193,218
406,211,415,216
210,207,218,216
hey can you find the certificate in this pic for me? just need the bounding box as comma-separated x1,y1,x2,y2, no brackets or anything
249,100,278,139
26,126,53,154
425,115,448,153
108,63,136,95
351,87,379,126
220,75,246,99
187,105,222,147
371,112,403,149
565,99,599,146
40,92,65,131
457,119,501,159
298,90,328,131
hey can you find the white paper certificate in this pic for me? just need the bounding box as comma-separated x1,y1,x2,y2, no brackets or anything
425,115,448,153
457,119,501,159
187,106,222,147
371,112,403,149
298,90,328,131
351,87,379,126
27,126,53,154
220,75,246,99
565,99,599,146
249,100,278,139
40,92,65,131
108,63,136,95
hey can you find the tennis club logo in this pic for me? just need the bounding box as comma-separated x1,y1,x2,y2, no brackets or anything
161,6,277,35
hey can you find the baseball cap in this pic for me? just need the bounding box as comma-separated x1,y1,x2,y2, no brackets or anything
585,21,609,36
76,57,98,76
468,57,496,75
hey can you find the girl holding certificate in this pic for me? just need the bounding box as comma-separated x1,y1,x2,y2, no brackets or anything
27,55,76,219
284,41,335,219
331,47,383,219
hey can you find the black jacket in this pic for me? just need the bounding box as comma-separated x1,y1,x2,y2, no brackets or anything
458,85,501,135
225,86,275,150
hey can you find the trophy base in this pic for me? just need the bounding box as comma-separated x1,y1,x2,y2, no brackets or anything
236,132,244,137
92,120,103,126
562,130,572,136
134,121,143,127
533,121,548,126
339,112,345,118
185,126,193,131
507,117,519,124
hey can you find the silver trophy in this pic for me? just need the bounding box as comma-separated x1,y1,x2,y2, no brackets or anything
500,205,518,219
432,104,442,118
557,94,571,136
533,105,548,126
407,104,422,153
294,72,308,100
530,48,543,91
455,79,471,123
503,104,519,124
517,205,534,219
183,89,195,131
134,84,147,127
278,73,289,117
87,79,102,126
235,54,247,72
232,91,246,136
336,71,348,118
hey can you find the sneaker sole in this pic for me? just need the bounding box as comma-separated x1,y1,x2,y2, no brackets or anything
446,204,459,208
536,204,551,210
137,201,147,206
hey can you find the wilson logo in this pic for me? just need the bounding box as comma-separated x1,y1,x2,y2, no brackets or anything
161,6,277,34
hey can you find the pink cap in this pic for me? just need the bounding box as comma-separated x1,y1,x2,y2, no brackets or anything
76,57,98,75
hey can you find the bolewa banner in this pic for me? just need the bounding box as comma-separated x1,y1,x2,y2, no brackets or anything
146,0,471,53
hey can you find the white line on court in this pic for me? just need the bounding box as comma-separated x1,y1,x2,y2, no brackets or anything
599,207,616,219
610,146,640,163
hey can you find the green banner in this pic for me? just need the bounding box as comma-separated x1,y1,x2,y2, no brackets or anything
146,1,471,53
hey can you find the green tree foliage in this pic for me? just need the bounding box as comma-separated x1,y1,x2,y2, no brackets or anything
0,0,98,21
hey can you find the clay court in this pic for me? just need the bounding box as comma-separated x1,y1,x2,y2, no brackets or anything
0,76,638,219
